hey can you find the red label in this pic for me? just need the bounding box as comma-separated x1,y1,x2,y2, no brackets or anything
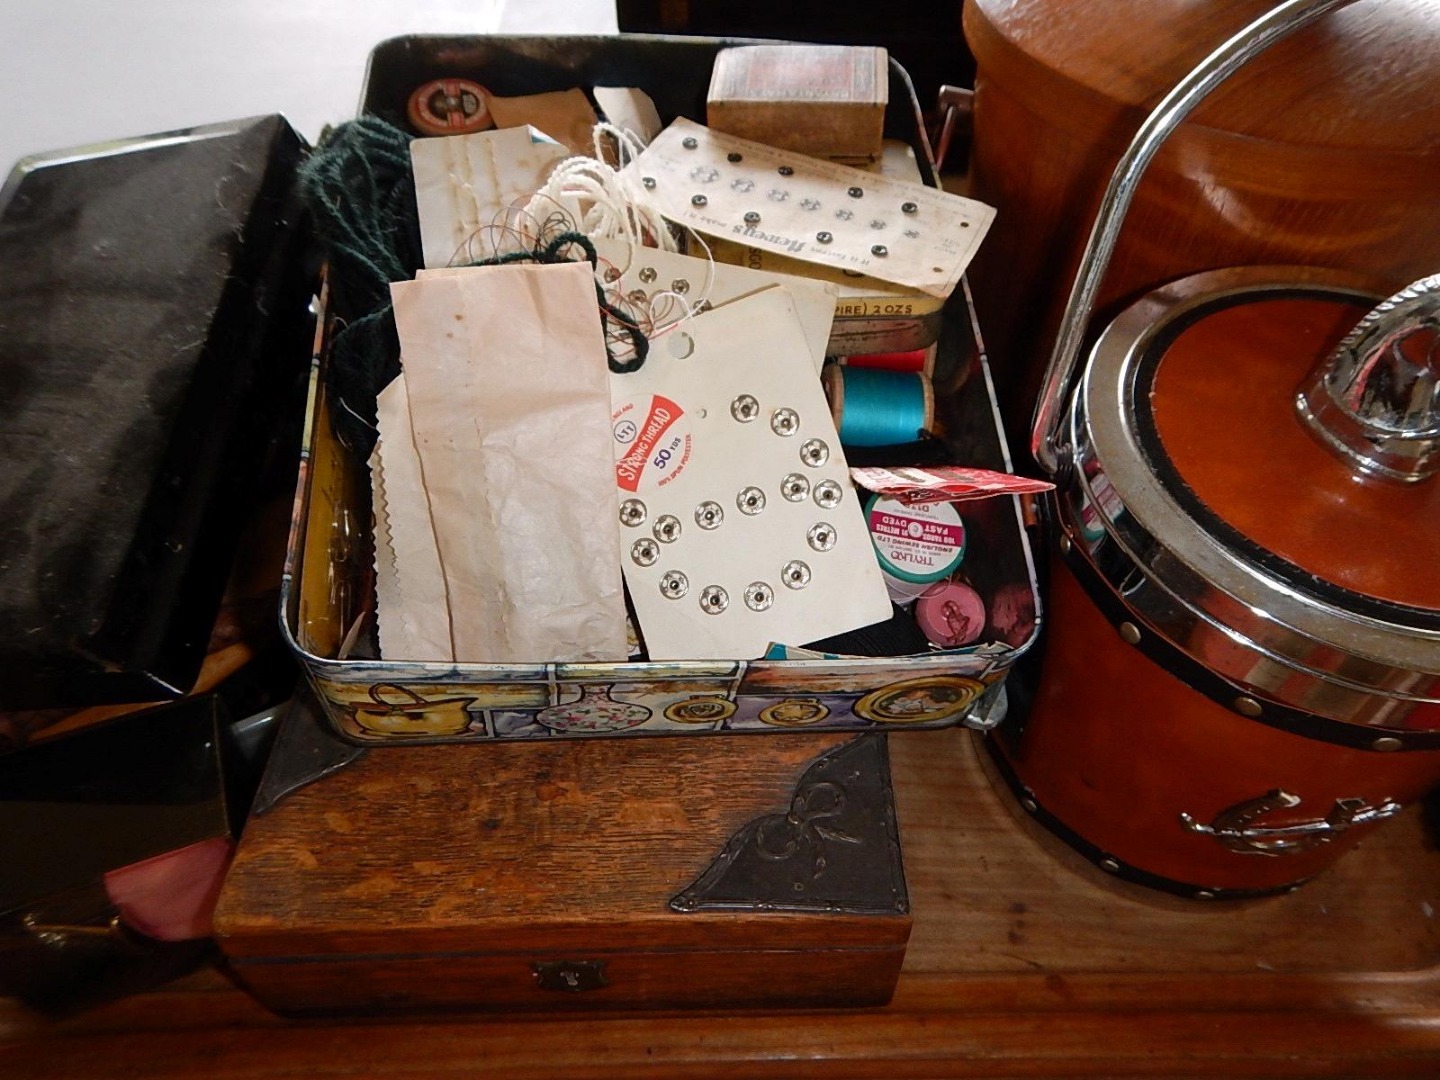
615,395,683,493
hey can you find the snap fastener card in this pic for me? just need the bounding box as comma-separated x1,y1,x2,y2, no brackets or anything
623,118,995,299
611,285,891,660
590,237,837,373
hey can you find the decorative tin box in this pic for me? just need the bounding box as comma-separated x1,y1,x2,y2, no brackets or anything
281,35,1040,747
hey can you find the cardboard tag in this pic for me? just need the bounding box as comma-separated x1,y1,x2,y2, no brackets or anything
624,118,995,299
410,125,570,269
611,286,891,660
590,237,837,373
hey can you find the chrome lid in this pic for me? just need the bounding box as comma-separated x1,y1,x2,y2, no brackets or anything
1065,267,1440,729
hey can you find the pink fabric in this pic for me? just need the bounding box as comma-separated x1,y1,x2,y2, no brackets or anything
103,836,234,941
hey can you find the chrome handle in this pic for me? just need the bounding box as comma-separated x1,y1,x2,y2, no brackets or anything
1180,789,1402,856
1029,0,1359,476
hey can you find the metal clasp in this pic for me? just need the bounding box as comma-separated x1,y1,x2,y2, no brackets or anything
1180,789,1402,856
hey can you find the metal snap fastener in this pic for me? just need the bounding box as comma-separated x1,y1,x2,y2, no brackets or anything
631,538,659,566
637,266,657,284
816,231,832,244
771,408,800,436
807,523,836,552
660,570,689,598
642,176,657,189
695,501,724,530
691,194,707,207
871,245,888,257
782,560,812,589
744,582,775,611
901,201,917,214
744,211,760,224
800,439,829,467
778,165,793,176
781,473,810,501
653,515,681,543
699,585,729,614
731,394,760,422
737,486,766,515
682,137,698,149
619,498,647,527
847,186,863,198
812,480,842,509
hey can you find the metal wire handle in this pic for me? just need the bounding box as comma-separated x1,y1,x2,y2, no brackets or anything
1028,0,1359,476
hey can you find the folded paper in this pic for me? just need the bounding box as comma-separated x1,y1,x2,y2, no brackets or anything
384,261,628,663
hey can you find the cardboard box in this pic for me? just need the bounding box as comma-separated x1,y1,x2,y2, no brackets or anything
707,44,888,163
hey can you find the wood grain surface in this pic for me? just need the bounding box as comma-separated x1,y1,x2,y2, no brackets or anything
4,728,1439,1078
961,0,1440,434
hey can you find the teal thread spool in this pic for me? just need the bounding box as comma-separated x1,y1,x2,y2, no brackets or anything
822,364,934,447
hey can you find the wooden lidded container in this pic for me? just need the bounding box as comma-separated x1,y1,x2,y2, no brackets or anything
962,0,1440,428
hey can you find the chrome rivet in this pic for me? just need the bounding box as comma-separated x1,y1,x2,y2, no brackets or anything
807,523,836,552
731,394,760,422
782,560,812,589
871,244,888,257
642,175,657,189
781,473,810,501
691,194,707,207
1118,622,1142,646
660,570,689,598
771,408,800,436
1021,797,1038,814
1058,533,1073,555
744,582,774,612
901,201,917,214
813,480,842,509
816,231,832,244
671,278,690,294
1099,857,1120,873
778,165,793,176
848,186,863,198
1372,736,1404,752
631,538,659,566
737,486,766,515
619,498,647,527
1233,696,1263,719
800,439,830,467
682,137,698,149
695,501,724,530
653,515,681,543
699,585,729,614
637,266,657,284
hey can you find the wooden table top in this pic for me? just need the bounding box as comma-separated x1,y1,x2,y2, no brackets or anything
5,727,1439,1079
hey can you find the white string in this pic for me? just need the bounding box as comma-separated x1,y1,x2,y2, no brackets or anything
520,122,679,253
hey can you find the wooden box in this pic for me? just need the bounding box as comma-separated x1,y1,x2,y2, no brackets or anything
213,721,911,1015
706,43,888,163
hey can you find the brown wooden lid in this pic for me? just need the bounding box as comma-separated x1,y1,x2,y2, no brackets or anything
965,0,1440,153
1149,292,1440,612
